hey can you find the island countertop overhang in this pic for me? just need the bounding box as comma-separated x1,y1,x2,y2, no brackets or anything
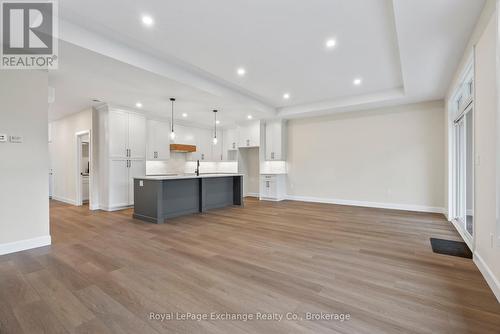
135,173,244,181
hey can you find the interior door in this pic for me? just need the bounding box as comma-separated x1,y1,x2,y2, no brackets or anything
453,108,474,241
128,160,146,205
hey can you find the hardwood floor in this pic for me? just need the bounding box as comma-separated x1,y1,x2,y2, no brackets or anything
1,198,499,333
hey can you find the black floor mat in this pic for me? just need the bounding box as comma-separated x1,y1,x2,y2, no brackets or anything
430,238,472,259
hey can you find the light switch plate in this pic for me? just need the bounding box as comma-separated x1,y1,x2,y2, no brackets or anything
9,135,23,143
0,134,7,142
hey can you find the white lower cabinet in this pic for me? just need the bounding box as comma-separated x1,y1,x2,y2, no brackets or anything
109,159,145,208
260,174,286,201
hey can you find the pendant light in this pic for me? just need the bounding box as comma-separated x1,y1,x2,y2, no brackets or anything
169,98,176,140
212,110,218,145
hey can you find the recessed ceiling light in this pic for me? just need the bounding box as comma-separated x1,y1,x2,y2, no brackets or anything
141,15,154,27
135,102,143,108
283,93,290,100
237,67,246,76
182,113,188,118
247,115,253,120
353,78,362,86
325,39,337,49
216,120,220,125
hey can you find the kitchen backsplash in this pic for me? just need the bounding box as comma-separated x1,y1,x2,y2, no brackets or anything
146,153,238,175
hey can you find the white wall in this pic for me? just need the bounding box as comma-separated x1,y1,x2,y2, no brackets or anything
286,101,445,212
0,71,51,254
473,12,500,301
49,109,92,205
444,0,500,302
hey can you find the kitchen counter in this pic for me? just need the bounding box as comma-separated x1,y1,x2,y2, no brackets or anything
138,173,244,181
133,174,243,224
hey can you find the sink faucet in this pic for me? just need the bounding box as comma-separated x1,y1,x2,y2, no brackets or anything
195,160,200,176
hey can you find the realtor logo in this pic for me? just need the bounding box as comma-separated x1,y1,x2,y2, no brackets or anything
1,0,58,69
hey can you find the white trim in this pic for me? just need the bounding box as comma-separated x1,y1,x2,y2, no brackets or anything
284,195,445,214
450,218,474,251
0,236,51,256
474,252,500,303
245,192,260,198
75,130,92,208
51,195,78,206
100,205,133,212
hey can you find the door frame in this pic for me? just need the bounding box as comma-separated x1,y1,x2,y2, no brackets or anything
450,103,475,251
75,130,92,208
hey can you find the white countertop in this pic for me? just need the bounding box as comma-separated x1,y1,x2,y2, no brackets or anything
136,173,244,181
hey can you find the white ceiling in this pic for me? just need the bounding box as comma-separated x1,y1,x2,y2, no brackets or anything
52,0,486,125
49,42,265,126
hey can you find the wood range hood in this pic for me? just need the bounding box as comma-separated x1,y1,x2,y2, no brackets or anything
170,144,197,153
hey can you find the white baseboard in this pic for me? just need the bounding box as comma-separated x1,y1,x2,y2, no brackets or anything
284,195,445,214
474,252,500,303
51,195,77,206
245,192,260,198
100,204,133,212
0,235,51,256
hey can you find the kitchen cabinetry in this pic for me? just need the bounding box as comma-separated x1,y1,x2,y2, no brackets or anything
187,127,212,161
109,110,146,159
238,121,260,148
260,174,286,201
96,105,146,211
147,120,170,160
224,128,238,151
212,129,224,161
265,120,287,161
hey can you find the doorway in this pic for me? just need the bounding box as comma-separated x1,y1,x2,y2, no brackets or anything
452,106,474,247
76,130,92,208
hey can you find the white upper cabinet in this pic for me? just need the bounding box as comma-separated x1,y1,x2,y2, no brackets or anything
174,124,196,145
109,110,146,159
212,129,224,161
109,110,129,158
147,120,170,160
188,127,212,161
265,120,287,161
128,113,146,159
238,121,260,148
224,128,238,151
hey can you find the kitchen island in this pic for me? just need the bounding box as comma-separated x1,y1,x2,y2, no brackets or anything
133,174,244,224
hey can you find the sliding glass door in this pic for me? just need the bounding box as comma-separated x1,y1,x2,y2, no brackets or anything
453,107,474,244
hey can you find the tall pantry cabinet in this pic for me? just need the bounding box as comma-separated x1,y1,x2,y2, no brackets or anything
95,105,146,211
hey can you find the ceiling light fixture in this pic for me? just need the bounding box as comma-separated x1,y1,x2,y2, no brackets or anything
212,110,218,145
353,78,362,86
216,120,220,125
325,39,336,49
247,115,253,120
135,102,143,108
237,67,246,76
170,98,176,141
141,15,154,27
182,113,188,118
283,93,290,100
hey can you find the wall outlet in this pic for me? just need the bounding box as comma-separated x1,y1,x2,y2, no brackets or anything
9,135,23,143
139,180,144,187
0,134,7,142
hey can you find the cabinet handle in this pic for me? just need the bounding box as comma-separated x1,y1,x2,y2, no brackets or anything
271,152,275,160
233,142,235,149
246,139,250,146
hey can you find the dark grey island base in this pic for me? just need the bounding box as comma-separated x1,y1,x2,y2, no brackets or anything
133,174,244,224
